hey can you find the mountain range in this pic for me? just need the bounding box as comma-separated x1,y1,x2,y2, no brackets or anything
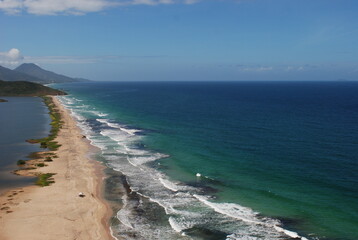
0,63,90,84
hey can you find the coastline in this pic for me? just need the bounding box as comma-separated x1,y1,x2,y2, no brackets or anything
0,96,114,240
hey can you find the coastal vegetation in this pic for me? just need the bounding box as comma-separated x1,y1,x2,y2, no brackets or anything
26,96,63,151
13,97,63,187
35,173,56,187
27,97,62,186
0,80,66,96
17,160,26,165
27,152,57,159
1,67,80,193
12,151,57,180
27,152,42,159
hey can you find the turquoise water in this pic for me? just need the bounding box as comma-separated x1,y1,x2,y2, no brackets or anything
54,81,358,240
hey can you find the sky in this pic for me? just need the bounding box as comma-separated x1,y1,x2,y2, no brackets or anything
0,0,358,81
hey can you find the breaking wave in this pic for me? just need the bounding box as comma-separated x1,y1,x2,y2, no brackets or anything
57,95,310,240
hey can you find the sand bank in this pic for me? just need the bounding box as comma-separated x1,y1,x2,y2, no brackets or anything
0,96,114,240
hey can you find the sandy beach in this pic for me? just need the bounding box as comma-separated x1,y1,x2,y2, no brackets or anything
0,96,114,240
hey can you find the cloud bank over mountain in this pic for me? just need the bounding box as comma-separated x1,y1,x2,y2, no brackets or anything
0,48,23,66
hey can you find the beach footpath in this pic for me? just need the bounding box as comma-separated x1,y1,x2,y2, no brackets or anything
0,96,114,240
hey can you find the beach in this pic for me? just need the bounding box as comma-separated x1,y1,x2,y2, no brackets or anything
51,81,358,240
0,96,114,240
1,81,357,240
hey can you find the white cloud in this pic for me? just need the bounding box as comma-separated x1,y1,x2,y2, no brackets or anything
0,0,22,14
0,0,199,15
0,48,24,66
130,0,174,5
285,64,319,72
237,65,274,72
24,0,112,15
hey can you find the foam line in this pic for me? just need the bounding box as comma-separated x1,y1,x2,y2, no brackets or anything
159,177,179,192
96,118,141,136
193,194,261,225
58,95,310,240
274,226,309,240
194,194,308,240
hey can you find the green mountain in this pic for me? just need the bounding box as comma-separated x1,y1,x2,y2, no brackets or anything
0,65,47,84
15,63,90,83
0,80,66,96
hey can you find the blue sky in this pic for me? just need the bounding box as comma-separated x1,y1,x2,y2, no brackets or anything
0,0,357,81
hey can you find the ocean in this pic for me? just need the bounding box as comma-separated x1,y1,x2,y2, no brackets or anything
0,97,50,194
53,81,358,240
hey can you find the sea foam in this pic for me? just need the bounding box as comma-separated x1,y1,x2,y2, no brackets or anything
58,95,311,240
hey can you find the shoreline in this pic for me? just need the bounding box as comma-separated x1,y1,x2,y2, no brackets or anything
0,96,114,240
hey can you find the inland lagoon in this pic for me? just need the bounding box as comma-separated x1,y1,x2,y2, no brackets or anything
0,97,50,194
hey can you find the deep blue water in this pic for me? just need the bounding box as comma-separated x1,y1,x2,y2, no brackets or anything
0,97,50,193
54,81,358,240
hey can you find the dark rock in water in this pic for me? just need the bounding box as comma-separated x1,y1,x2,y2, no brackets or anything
0,99,8,102
105,169,172,240
104,168,128,203
132,194,168,223
184,227,228,240
277,216,304,226
272,217,315,240
155,161,170,170
186,181,220,194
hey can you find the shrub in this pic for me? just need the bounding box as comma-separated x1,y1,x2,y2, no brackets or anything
26,97,63,151
17,160,26,165
28,152,41,159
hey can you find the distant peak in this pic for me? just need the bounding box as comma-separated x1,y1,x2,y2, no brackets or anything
16,63,42,69
12,62,90,83
21,63,37,66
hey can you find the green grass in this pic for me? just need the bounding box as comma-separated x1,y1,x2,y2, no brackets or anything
26,96,63,151
36,173,56,187
21,97,61,188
